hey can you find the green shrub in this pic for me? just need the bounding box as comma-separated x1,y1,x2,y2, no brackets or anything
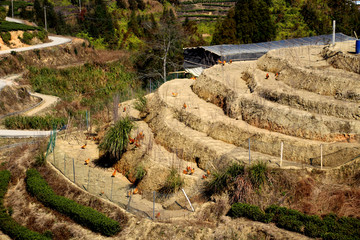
20,31,34,44
0,21,39,32
207,163,244,194
134,165,146,184
133,95,147,113
99,117,134,160
26,169,121,236
35,30,47,41
249,161,268,189
160,168,184,193
0,31,11,44
4,115,67,130
0,170,50,240
229,203,271,222
10,51,17,56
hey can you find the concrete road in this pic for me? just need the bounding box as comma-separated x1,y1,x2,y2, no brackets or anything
0,73,22,91
0,130,53,138
0,36,71,55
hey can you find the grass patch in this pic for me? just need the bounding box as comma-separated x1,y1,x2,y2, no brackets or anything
160,168,184,193
182,0,237,4
26,169,121,236
0,21,40,32
229,203,360,240
133,94,147,113
207,163,245,194
27,63,134,113
99,117,134,160
0,170,51,240
4,115,67,130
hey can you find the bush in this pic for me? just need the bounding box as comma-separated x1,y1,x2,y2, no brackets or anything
0,31,11,44
207,163,244,194
20,31,34,44
134,165,146,184
0,21,39,32
99,117,134,160
4,115,67,130
133,95,147,113
249,161,268,188
0,170,50,240
26,169,121,236
160,168,184,193
231,203,360,239
229,203,270,223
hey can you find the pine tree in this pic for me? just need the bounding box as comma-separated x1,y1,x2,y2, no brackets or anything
116,0,128,9
136,0,146,11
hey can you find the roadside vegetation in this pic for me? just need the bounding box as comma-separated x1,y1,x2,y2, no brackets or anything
26,63,135,114
0,170,51,240
26,168,121,236
4,115,67,130
229,203,360,239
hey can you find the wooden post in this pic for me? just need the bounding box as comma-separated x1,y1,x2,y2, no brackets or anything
63,154,66,175
248,138,251,165
110,177,113,201
72,158,75,183
153,191,156,220
181,188,194,212
87,168,90,190
320,144,323,170
280,141,283,167
127,190,132,210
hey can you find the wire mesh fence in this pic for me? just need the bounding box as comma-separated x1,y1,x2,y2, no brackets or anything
46,136,197,221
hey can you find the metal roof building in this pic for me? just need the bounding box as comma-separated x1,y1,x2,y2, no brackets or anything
184,33,356,76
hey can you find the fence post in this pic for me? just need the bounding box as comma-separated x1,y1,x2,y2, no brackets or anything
248,138,251,165
280,141,283,167
181,188,194,212
87,167,90,191
53,147,55,165
72,158,75,183
153,191,156,220
63,154,66,175
320,144,323,170
126,190,132,210
110,177,114,201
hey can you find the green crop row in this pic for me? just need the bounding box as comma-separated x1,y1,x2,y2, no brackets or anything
229,203,360,240
26,169,121,236
202,3,232,7
0,21,40,32
180,14,222,18
179,8,216,12
181,0,237,5
4,115,67,130
0,170,51,240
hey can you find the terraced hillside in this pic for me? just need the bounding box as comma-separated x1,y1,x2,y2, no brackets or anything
134,41,360,185
177,0,236,21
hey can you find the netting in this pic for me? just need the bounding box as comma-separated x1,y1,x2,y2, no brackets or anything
184,33,356,69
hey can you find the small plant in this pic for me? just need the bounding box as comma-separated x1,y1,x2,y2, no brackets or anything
99,117,134,159
74,47,78,55
19,31,34,44
10,51,16,56
0,31,11,44
249,161,268,189
134,165,146,184
133,94,147,113
35,153,46,166
160,168,184,193
33,49,40,59
207,163,244,194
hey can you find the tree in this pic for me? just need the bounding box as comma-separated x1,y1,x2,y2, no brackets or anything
135,8,184,85
211,0,275,45
116,0,128,9
136,0,146,11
